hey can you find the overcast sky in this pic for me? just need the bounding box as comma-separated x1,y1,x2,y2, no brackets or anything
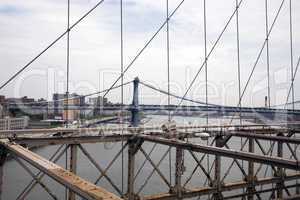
0,0,299,107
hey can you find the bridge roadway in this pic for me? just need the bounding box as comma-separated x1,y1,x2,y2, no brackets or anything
0,123,299,199
5,104,300,118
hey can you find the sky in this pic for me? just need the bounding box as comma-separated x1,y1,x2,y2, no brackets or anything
0,0,300,107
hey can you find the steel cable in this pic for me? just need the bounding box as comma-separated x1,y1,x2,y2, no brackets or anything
0,0,106,91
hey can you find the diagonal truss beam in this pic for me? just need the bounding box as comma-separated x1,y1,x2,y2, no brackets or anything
0,139,122,200
188,151,213,185
139,135,299,170
143,173,300,200
137,147,171,195
139,147,171,188
13,156,58,200
78,144,123,196
16,144,68,200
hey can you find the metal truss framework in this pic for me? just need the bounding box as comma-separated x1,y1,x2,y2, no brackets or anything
0,124,299,200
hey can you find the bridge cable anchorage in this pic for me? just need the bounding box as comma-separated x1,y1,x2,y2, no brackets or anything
0,0,106,91
101,0,186,99
169,0,244,119
228,0,287,125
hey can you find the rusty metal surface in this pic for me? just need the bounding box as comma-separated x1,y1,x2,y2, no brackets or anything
0,123,300,200
139,135,299,170
0,139,123,200
1,123,299,138
143,173,300,200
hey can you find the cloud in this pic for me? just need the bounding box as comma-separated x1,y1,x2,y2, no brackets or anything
0,0,299,107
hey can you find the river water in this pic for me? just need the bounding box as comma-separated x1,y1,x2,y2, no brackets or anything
2,115,299,199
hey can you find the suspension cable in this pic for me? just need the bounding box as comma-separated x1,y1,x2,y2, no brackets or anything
101,0,186,99
204,0,208,126
289,0,295,111
66,0,70,127
139,81,219,106
167,0,171,122
65,1,70,199
120,0,125,194
166,0,172,187
170,0,244,119
236,0,242,124
228,0,286,124
235,0,245,195
203,0,210,195
0,0,106,91
265,0,272,193
284,56,300,109
265,0,271,108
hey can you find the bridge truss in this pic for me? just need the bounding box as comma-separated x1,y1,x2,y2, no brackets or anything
0,124,299,200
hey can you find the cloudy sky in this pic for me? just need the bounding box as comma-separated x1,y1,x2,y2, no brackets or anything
0,0,299,107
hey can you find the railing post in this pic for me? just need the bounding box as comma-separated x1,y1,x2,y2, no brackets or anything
131,77,140,127
127,141,135,200
276,133,284,199
127,137,143,200
213,135,222,200
247,138,254,200
174,146,183,199
0,146,7,200
68,145,77,200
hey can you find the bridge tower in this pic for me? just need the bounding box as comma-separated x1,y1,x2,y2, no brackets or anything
131,77,140,127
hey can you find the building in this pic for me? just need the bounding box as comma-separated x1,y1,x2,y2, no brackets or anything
0,116,29,130
89,96,109,117
0,105,3,119
0,96,5,118
0,95,37,118
0,95,5,105
6,96,35,104
88,96,108,106
52,93,85,121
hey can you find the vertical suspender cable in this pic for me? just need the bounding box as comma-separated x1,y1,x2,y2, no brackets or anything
265,0,271,108
289,0,298,194
120,0,124,194
167,1,171,122
66,0,70,127
203,0,210,192
236,0,242,124
265,0,274,192
235,0,244,193
203,0,208,126
65,1,70,200
289,0,294,111
166,0,172,186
